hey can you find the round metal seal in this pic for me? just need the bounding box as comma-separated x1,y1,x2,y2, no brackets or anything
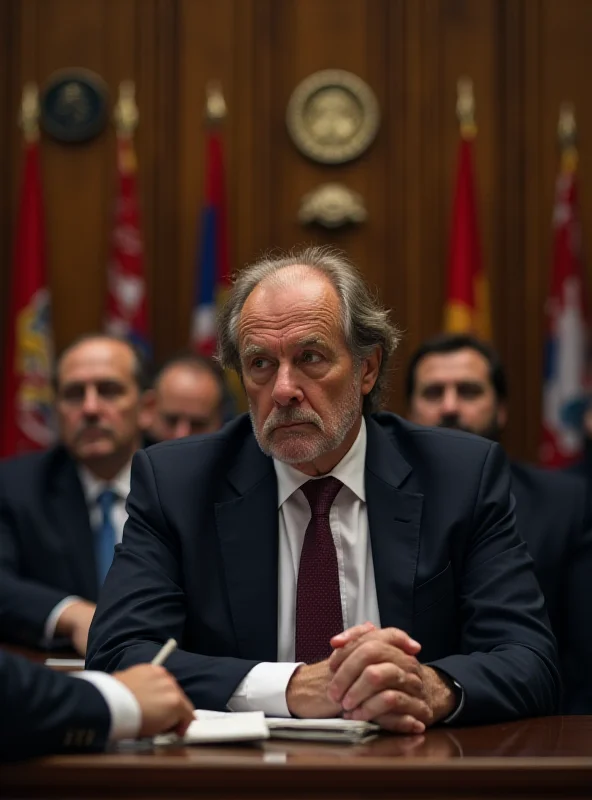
40,69,108,143
286,70,380,165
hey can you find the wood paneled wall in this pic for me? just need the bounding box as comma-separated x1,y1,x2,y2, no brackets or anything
1,0,591,461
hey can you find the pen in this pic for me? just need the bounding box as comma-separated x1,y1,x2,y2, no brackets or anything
151,638,178,667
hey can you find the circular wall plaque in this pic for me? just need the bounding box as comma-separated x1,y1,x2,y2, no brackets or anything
40,69,108,143
286,70,380,165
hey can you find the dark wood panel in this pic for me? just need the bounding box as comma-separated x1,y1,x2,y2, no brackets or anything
138,0,180,363
496,0,528,459
268,0,388,274
36,0,108,349
0,1,17,345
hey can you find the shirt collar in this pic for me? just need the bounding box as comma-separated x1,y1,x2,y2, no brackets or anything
273,417,367,508
77,461,132,506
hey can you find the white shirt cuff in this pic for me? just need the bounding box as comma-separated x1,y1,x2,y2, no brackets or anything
42,596,82,646
227,662,303,717
74,672,142,740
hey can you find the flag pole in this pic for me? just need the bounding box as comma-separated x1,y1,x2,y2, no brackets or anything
456,77,476,141
114,80,138,138
558,102,577,173
205,80,227,124
20,82,40,143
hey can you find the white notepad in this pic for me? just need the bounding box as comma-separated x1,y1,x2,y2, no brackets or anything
154,710,269,745
155,710,378,746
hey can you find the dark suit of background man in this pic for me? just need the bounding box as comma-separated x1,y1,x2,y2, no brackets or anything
0,648,193,762
87,246,559,733
405,333,592,713
0,334,152,655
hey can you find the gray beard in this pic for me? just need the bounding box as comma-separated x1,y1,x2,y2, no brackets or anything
250,379,362,465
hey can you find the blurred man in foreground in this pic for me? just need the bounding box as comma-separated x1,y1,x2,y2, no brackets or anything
406,333,592,712
0,334,152,655
0,648,193,761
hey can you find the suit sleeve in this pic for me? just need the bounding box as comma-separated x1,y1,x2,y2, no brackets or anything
86,449,261,710
0,479,72,646
428,442,561,723
0,650,110,762
561,478,592,713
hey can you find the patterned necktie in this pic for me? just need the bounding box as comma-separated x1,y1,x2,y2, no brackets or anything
95,489,117,586
295,476,344,663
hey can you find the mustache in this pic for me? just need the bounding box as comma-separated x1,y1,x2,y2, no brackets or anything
262,407,324,438
74,422,114,442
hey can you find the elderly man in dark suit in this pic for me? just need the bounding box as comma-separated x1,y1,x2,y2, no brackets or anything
0,648,193,762
87,247,559,732
0,334,152,655
405,332,592,713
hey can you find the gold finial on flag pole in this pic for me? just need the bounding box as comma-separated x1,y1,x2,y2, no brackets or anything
205,81,227,123
558,102,577,172
114,80,138,136
456,77,476,140
20,83,40,142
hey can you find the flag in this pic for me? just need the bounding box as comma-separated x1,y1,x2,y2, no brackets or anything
0,137,55,457
104,132,150,355
191,129,230,357
444,131,491,339
539,133,589,467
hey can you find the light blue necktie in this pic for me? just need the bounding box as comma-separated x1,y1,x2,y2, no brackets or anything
95,489,117,586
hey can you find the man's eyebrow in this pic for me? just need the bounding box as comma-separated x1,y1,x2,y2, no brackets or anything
241,343,268,360
294,336,332,349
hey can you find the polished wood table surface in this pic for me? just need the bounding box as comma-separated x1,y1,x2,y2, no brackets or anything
3,717,592,800
3,642,83,670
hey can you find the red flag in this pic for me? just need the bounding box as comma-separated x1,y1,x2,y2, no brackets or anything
104,133,150,354
444,133,491,339
0,138,55,457
539,128,589,467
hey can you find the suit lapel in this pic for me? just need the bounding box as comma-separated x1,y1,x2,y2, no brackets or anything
48,451,98,600
365,417,423,636
215,436,279,661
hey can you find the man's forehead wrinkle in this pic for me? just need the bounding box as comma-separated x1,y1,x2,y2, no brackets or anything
239,310,336,342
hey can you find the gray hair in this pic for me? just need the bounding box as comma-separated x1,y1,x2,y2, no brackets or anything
216,246,401,412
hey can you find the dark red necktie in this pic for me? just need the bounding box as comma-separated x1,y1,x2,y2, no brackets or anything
295,477,344,663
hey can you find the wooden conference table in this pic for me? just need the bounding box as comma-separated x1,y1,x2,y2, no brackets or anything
3,646,592,799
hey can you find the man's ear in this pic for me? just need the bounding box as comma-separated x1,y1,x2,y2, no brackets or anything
360,346,382,398
138,389,156,431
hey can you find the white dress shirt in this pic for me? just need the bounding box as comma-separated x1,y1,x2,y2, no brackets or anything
75,671,141,740
43,462,132,644
229,419,381,716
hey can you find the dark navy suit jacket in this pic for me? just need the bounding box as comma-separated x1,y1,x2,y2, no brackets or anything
0,648,110,761
0,447,97,647
510,462,592,713
87,413,560,724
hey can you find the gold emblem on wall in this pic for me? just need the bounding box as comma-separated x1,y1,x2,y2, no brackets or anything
286,70,380,164
299,183,367,229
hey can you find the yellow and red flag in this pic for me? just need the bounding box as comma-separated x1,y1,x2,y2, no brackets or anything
0,86,55,457
444,80,491,339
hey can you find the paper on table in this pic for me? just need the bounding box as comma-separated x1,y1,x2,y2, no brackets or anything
154,710,269,745
44,658,85,669
156,711,378,746
266,717,379,743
